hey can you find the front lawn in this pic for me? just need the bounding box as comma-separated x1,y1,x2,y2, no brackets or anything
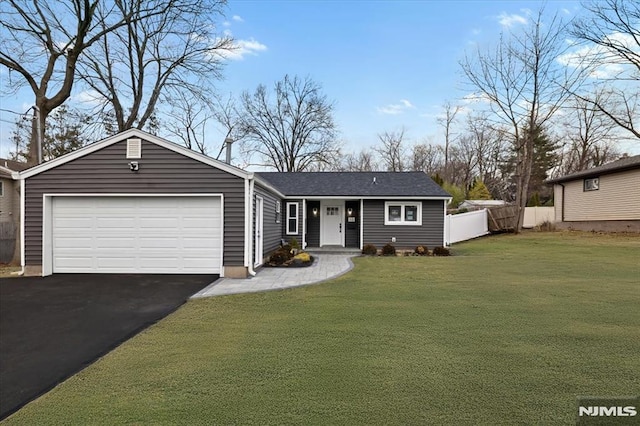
4,232,639,425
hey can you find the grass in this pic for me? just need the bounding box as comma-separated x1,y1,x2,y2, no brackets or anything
4,232,639,425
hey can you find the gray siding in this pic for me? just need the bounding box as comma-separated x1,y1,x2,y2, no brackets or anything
255,184,282,259
24,139,246,266
305,201,320,247
345,200,360,248
362,200,445,249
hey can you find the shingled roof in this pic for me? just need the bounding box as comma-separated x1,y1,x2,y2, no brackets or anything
256,171,451,198
546,154,640,184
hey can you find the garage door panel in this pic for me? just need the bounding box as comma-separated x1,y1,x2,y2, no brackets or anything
55,237,93,249
54,217,93,228
52,196,222,274
93,237,136,248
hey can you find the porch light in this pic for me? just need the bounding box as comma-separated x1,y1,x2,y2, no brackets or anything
312,207,318,216
347,208,353,216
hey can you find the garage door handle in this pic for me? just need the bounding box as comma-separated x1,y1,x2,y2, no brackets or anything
339,223,342,233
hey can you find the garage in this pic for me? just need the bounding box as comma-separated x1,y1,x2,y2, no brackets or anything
47,196,222,274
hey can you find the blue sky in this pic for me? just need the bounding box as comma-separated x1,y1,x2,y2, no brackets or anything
3,0,637,158
215,0,584,151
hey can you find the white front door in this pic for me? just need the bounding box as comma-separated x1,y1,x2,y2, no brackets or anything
321,200,344,246
255,196,264,266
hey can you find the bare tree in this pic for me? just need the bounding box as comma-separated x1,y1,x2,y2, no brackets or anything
557,90,619,174
341,149,378,171
410,143,443,175
77,0,231,136
437,101,461,180
165,92,213,155
461,9,585,232
211,94,247,161
10,104,90,162
239,75,339,171
375,128,407,172
0,0,180,164
571,0,640,139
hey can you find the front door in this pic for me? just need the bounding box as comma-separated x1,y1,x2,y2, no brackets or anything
321,201,343,246
255,196,264,266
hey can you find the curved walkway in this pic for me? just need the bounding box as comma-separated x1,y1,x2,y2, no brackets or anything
191,254,356,298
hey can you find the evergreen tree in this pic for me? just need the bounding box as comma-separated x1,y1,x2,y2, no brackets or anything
468,179,492,200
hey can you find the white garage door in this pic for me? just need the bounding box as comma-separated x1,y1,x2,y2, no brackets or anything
51,196,222,273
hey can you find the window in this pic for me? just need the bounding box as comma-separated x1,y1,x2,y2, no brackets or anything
286,202,298,235
0,181,3,197
384,202,422,225
275,202,281,223
584,177,599,192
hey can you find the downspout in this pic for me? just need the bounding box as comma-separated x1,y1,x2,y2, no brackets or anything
302,199,307,249
247,177,256,277
18,173,25,275
559,183,565,222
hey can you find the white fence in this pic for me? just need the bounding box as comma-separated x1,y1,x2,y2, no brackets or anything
522,207,554,228
445,209,489,245
445,206,556,245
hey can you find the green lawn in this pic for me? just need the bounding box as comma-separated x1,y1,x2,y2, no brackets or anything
4,232,639,425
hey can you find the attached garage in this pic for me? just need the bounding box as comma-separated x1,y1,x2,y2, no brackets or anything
20,128,251,278
46,195,222,274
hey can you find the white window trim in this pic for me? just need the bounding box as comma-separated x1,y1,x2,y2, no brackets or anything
384,201,422,226
286,202,299,235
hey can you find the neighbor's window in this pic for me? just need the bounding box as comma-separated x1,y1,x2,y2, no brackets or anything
384,202,422,225
286,202,298,235
584,177,599,192
0,181,3,197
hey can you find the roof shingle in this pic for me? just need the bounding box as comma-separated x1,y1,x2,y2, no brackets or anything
256,171,451,197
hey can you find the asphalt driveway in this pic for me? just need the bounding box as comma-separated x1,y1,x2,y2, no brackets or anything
0,273,216,420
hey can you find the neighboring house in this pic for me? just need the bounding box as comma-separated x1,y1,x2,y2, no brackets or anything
0,158,29,264
17,129,451,277
457,200,507,211
546,155,640,232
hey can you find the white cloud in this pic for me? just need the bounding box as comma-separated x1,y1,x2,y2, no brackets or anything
497,12,527,28
223,21,231,27
232,15,244,23
220,37,268,60
557,32,638,79
377,99,415,115
72,89,105,106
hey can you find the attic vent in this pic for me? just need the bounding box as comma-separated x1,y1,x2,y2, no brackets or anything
126,138,142,159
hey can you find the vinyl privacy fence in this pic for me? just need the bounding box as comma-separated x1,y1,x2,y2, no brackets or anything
445,209,489,245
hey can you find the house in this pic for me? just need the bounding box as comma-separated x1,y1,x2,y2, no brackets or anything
457,199,507,211
546,155,640,232
0,158,29,264
17,129,451,277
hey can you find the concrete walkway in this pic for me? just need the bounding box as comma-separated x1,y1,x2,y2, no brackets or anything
191,254,356,298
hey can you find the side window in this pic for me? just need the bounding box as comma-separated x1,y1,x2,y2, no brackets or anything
286,202,298,235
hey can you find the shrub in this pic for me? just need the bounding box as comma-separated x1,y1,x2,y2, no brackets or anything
293,252,311,263
289,238,300,249
269,248,293,265
415,245,428,256
382,243,396,256
362,244,377,256
281,243,293,253
433,246,451,256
